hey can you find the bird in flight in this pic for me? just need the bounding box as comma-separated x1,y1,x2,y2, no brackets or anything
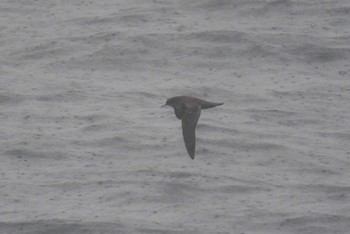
162,96,223,159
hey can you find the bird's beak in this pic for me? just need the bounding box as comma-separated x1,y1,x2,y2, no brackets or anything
161,104,167,108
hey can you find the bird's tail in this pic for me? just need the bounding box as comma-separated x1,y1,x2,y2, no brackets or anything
200,100,224,109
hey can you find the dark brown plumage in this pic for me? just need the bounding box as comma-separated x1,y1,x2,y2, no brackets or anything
162,96,223,159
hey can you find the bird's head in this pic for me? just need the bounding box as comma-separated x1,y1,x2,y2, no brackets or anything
161,97,177,108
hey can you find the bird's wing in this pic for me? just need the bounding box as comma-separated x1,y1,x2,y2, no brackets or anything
181,104,201,159
174,106,183,119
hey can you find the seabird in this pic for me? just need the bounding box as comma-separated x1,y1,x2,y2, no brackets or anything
162,96,223,159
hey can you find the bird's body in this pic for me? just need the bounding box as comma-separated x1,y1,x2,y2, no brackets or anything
162,96,223,159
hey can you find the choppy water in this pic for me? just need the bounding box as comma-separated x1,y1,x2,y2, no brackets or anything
1,0,350,233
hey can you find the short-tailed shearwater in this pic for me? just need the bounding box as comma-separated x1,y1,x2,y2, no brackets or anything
162,96,223,159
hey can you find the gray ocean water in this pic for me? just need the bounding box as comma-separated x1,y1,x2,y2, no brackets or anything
1,0,350,233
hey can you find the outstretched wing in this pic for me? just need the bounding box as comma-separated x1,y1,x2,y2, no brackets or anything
181,104,201,159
